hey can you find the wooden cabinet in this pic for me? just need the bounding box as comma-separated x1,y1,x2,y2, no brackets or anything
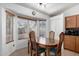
64,36,70,49
65,16,76,28
65,15,79,53
76,16,79,28
64,35,75,51
75,36,79,52
64,15,79,52
64,35,79,53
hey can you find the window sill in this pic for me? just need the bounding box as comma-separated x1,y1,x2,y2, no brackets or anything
6,40,14,44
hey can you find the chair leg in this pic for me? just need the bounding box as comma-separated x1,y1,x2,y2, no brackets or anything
45,51,46,56
28,41,29,54
30,50,32,56
59,52,61,56
37,54,40,56
37,52,39,56
58,51,61,56
56,52,61,56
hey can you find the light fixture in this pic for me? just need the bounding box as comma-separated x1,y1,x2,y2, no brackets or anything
39,3,42,5
39,3,47,8
32,11,36,16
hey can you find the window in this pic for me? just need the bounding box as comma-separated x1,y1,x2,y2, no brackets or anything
29,20,37,31
6,11,14,44
39,20,46,38
18,18,28,40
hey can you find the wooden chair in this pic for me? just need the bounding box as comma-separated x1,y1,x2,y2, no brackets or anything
50,32,64,56
29,31,46,56
49,31,55,42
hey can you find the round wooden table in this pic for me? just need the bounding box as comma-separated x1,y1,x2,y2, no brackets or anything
37,39,59,56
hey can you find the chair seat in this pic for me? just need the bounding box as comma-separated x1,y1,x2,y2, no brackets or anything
50,48,57,53
50,48,57,56
38,48,46,53
33,48,46,53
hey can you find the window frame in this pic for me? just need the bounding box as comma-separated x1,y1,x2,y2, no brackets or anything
6,10,15,44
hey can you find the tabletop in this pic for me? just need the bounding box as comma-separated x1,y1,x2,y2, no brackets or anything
37,37,59,46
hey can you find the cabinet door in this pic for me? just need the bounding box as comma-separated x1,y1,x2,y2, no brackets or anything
77,16,79,28
65,16,76,28
76,36,79,52
65,17,71,28
64,35,75,51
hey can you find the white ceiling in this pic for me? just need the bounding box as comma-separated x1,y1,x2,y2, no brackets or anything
17,3,78,17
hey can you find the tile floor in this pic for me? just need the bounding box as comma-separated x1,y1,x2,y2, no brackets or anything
10,48,79,56
62,49,79,56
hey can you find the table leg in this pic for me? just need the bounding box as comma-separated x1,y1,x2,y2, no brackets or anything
46,48,50,56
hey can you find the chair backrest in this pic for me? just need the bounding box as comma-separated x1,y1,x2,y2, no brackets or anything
49,31,55,42
57,32,64,54
29,31,36,42
59,32,64,45
29,31,37,50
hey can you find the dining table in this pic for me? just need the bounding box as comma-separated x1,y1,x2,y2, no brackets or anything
28,37,59,56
